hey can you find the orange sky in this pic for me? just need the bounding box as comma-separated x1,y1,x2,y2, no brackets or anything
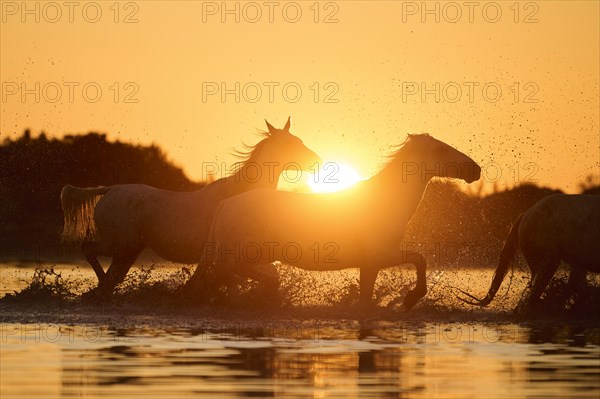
1,1,598,192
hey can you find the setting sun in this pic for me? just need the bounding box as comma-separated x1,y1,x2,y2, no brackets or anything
308,162,364,193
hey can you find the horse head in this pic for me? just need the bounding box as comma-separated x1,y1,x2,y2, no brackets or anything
259,117,322,171
406,134,481,184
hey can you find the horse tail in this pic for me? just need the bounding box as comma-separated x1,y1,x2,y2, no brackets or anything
479,213,524,306
457,213,524,307
60,185,112,242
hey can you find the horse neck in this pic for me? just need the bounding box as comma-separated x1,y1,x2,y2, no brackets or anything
365,146,434,226
368,173,430,213
221,157,282,196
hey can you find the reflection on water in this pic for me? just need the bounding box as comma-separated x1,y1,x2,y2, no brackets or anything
1,322,599,398
1,263,599,397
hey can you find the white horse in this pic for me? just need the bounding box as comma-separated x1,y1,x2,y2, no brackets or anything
458,194,600,314
191,134,481,309
61,118,321,299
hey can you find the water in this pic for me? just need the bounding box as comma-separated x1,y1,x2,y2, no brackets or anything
1,263,599,398
2,321,599,398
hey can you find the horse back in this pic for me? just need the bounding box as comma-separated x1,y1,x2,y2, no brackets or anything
520,194,600,272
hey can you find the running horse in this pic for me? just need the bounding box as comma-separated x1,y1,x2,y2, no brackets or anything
458,194,600,314
190,134,481,309
61,118,321,299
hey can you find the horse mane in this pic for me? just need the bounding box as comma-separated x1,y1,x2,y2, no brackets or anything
385,133,430,159
378,133,432,175
230,129,276,171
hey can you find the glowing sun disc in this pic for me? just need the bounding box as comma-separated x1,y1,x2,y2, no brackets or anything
308,162,363,193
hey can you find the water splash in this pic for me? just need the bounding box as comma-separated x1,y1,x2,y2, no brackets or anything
1,264,598,319
2,267,82,304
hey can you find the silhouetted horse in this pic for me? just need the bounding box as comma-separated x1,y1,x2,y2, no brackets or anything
61,118,321,299
458,194,600,314
190,134,481,309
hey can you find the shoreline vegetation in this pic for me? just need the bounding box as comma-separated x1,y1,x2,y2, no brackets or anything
1,130,598,265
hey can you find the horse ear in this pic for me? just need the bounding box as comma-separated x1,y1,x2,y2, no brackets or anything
265,120,276,134
284,116,291,132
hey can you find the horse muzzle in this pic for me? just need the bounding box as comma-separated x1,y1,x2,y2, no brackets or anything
464,163,482,183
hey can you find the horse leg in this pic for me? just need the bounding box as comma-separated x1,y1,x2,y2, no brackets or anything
231,263,280,304
96,246,143,300
182,261,233,304
244,263,279,292
565,266,587,309
520,259,560,315
259,263,280,294
81,241,105,284
184,261,212,293
185,242,226,297
359,267,379,307
385,251,428,310
567,267,586,293
399,251,427,310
